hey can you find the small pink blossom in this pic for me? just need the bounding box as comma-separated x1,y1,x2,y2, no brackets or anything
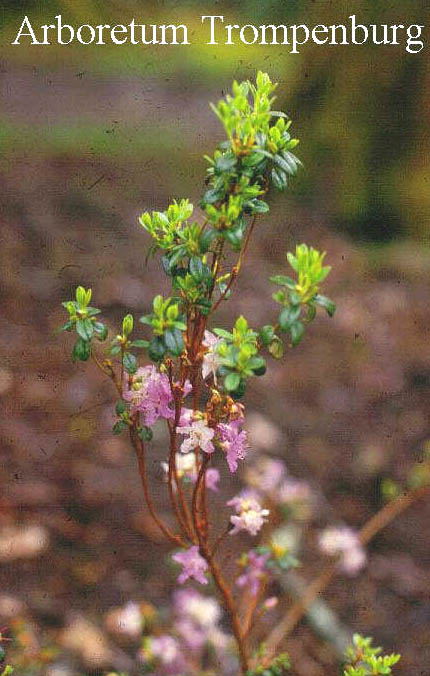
217,422,248,473
150,634,183,670
182,379,193,397
174,589,221,628
236,550,270,596
228,492,269,536
176,418,215,455
172,545,208,585
202,331,222,383
205,467,220,492
174,589,223,652
245,456,286,493
263,596,279,610
278,478,312,505
123,365,174,425
179,407,194,426
318,526,366,576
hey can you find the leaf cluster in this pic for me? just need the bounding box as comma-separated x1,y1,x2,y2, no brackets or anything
59,286,107,362
270,244,335,347
344,635,400,676
201,71,301,252
214,316,266,397
140,295,186,360
246,653,291,676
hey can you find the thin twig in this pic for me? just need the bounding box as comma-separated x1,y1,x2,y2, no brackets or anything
129,426,186,547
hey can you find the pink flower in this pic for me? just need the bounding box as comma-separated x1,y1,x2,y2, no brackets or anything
182,379,193,397
278,478,311,505
174,589,221,628
172,546,209,585
149,634,184,671
123,365,174,425
176,418,215,455
236,550,270,596
202,331,222,383
217,422,248,472
179,407,194,426
205,467,220,492
245,456,286,493
228,492,269,536
318,526,366,576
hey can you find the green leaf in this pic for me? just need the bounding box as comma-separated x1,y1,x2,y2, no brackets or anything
57,320,75,333
115,400,126,415
235,315,248,334
271,167,287,191
123,352,137,374
224,228,243,250
1,666,14,676
213,328,233,340
249,356,266,376
76,318,94,341
148,336,166,362
75,285,87,308
289,290,302,306
164,328,184,356
200,227,217,253
93,321,107,341
215,153,237,172
224,372,241,392
279,306,301,332
139,426,153,442
290,321,305,347
153,295,164,315
130,339,149,348
259,324,275,346
249,199,270,214
72,337,91,362
315,294,336,317
189,256,205,282
286,252,298,271
112,420,127,435
62,300,77,315
122,314,134,336
269,274,296,289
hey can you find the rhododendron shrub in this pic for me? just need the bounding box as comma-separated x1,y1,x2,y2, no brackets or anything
54,73,430,675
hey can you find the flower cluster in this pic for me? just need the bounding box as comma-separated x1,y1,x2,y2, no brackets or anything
136,590,231,675
122,365,174,425
172,546,209,585
228,492,270,536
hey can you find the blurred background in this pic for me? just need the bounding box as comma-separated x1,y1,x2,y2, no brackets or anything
0,1,429,674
